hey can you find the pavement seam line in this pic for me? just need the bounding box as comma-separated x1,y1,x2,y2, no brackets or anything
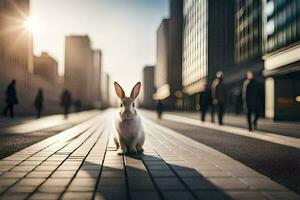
57,117,109,200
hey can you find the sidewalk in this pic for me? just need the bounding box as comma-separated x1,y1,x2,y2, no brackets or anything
0,110,100,133
172,112,300,138
0,110,298,200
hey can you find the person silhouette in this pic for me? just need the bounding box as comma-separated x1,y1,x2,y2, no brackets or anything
242,71,263,131
34,89,44,118
211,71,227,125
2,80,18,118
199,84,212,122
60,90,72,119
156,100,164,120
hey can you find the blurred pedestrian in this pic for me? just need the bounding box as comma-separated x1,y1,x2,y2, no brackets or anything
211,71,226,125
2,80,18,118
60,90,72,119
74,99,82,113
156,100,164,120
199,84,212,121
242,71,263,131
34,89,44,118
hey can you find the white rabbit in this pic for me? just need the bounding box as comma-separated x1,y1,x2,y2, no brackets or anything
114,81,145,155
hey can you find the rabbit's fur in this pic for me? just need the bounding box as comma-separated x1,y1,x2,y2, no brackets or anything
114,82,145,155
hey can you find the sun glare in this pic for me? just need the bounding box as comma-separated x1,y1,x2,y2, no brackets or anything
25,17,35,32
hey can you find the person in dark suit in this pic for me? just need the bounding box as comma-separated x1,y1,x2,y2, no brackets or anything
211,71,226,125
242,71,263,131
199,84,212,122
156,100,164,120
60,90,72,119
34,89,44,118
2,80,18,118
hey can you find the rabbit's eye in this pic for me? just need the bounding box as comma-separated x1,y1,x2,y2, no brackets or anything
132,103,135,107
120,103,123,107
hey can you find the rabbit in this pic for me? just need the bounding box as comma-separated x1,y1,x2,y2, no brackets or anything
114,81,145,155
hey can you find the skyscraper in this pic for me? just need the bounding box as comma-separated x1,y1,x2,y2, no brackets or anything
0,0,32,70
0,0,33,76
263,0,300,120
65,35,94,106
182,0,234,109
142,66,155,109
93,50,102,108
154,0,183,109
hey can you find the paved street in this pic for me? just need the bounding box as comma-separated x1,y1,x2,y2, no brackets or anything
0,111,100,159
0,109,299,200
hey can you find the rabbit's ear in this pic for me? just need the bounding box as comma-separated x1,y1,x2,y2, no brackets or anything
130,82,141,100
114,82,125,99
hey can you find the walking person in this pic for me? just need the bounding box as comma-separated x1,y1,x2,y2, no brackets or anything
60,90,72,119
199,84,212,122
2,80,18,118
211,71,226,125
34,89,44,118
156,100,164,120
243,71,263,131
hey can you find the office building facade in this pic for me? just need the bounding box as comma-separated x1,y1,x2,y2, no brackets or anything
0,0,33,75
182,0,234,110
263,0,300,120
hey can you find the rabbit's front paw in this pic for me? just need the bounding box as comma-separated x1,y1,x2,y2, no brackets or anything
117,147,127,155
136,146,144,153
128,146,137,154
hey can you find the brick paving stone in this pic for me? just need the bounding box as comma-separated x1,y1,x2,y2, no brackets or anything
37,186,66,193
130,191,160,200
61,192,93,200
262,191,300,200
7,186,36,193
195,190,231,200
162,191,196,200
42,178,71,187
149,169,175,177
154,177,185,190
2,172,27,178
17,178,46,187
29,192,60,200
51,171,76,178
207,177,250,190
240,177,287,191
225,191,270,200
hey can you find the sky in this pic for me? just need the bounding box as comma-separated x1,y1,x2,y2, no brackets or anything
30,0,169,95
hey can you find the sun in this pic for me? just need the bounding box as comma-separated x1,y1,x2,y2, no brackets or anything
25,17,35,32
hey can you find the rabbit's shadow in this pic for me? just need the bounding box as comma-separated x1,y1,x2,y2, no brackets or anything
83,153,234,200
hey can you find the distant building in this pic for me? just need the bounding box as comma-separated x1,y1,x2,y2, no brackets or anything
263,0,300,120
93,49,102,108
101,73,110,108
154,0,183,109
34,52,59,84
182,0,234,110
64,35,94,106
142,66,155,109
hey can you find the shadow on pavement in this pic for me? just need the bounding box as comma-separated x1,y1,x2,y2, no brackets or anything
83,153,234,200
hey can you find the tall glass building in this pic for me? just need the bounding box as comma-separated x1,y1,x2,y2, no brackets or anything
182,0,234,110
263,0,300,120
